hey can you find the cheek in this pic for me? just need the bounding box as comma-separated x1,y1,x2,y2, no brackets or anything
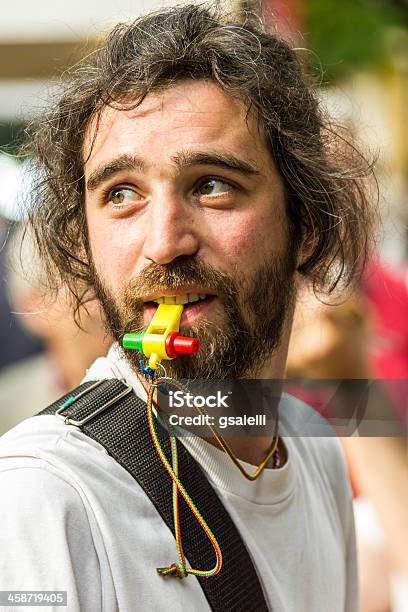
214,210,283,268
86,211,141,292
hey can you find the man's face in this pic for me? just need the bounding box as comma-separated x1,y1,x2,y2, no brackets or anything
84,80,300,378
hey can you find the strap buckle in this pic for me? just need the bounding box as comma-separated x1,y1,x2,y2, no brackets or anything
55,379,133,427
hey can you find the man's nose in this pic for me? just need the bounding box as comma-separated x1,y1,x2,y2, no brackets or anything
142,193,200,265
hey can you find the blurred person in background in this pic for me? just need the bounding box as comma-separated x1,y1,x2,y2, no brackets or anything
0,225,111,434
0,156,44,368
287,263,408,612
0,215,43,370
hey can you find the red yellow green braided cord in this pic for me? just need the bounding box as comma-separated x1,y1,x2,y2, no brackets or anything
146,378,223,579
146,376,280,579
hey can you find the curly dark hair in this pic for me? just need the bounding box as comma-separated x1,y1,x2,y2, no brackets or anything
24,3,376,318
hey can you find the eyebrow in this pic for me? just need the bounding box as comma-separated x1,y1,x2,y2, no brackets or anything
86,154,145,191
86,150,261,192
171,151,261,177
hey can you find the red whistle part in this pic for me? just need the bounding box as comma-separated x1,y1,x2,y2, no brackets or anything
165,332,199,358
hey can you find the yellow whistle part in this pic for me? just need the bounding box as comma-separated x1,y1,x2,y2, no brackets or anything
143,303,183,370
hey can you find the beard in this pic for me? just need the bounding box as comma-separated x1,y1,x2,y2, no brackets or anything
90,246,299,380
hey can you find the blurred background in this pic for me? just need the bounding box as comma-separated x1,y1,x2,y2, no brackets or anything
0,1,407,611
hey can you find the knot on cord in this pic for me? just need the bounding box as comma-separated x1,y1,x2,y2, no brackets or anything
157,561,188,579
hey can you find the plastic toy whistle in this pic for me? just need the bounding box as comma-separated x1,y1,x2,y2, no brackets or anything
122,303,199,370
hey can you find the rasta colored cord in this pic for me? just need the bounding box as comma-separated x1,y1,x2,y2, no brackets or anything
146,376,280,579
146,378,222,579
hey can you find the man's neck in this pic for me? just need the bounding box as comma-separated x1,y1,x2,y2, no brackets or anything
212,345,288,466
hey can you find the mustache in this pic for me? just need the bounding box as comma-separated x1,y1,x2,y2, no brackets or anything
112,257,239,336
121,257,238,308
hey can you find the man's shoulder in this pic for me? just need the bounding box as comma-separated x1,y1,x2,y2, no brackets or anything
0,345,127,470
0,413,112,492
1,411,102,453
0,418,94,535
0,360,145,504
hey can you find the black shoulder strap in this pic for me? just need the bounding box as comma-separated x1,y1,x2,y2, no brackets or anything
39,379,270,612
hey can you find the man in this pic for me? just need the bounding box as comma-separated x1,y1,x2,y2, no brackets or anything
0,5,374,611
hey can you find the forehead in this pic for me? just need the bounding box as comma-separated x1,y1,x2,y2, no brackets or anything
84,80,268,169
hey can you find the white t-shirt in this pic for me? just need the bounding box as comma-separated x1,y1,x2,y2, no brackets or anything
0,344,357,612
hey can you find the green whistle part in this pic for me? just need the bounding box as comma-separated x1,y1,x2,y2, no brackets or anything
122,331,145,352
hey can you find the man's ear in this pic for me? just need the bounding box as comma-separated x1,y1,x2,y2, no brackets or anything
296,227,318,271
285,194,318,271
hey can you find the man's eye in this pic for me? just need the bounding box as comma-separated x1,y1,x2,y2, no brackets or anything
108,187,138,206
196,178,233,196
